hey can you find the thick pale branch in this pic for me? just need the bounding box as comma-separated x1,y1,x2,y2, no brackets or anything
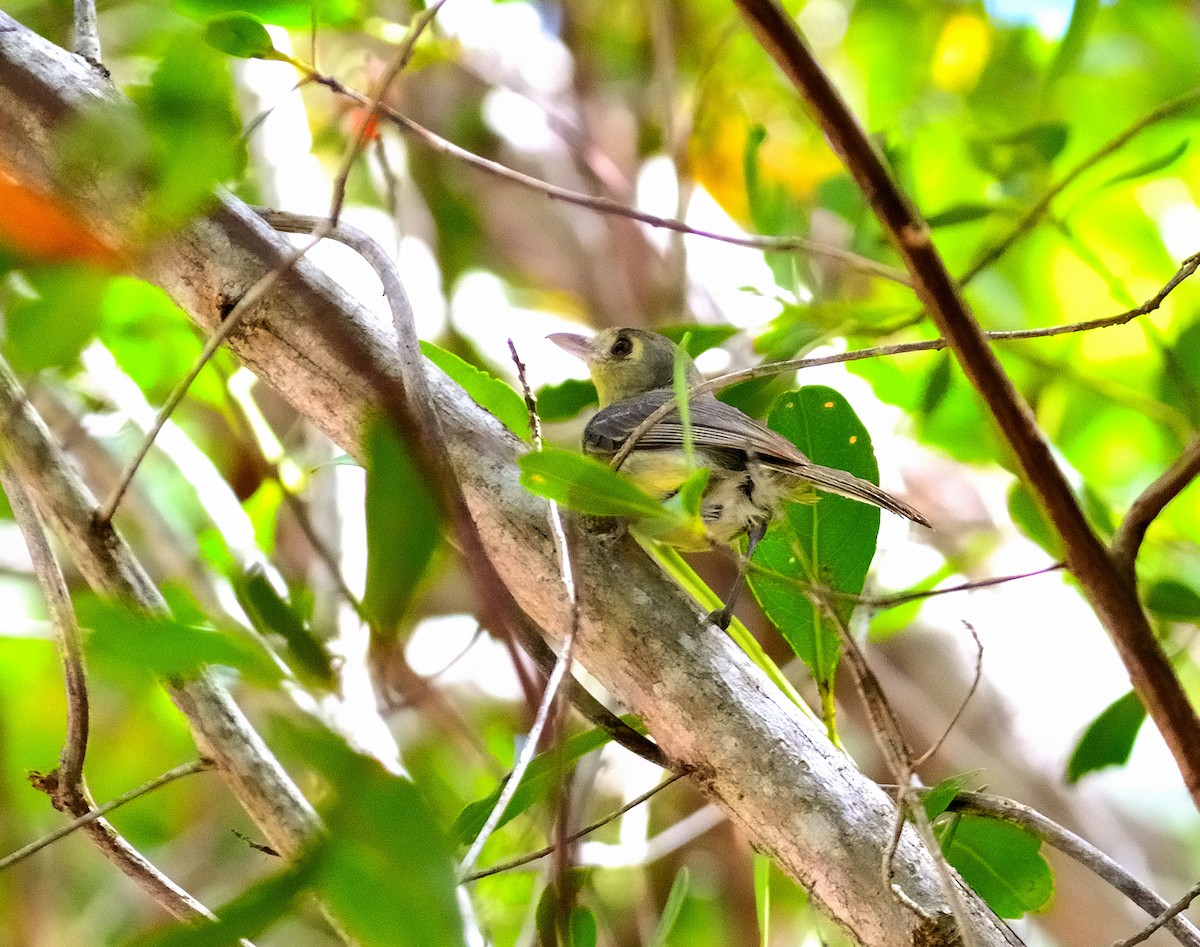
731,0,1200,808
0,16,1017,944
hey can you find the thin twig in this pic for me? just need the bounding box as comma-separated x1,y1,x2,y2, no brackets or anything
260,209,669,771
1111,434,1200,575
509,338,582,934
1,471,89,803
1115,878,1200,947
860,563,1066,610
328,0,449,223
73,0,100,62
96,224,332,524
462,773,685,882
0,759,212,873
912,622,983,768
458,342,585,879
809,587,978,946
611,250,1200,472
939,792,1200,947
294,67,913,287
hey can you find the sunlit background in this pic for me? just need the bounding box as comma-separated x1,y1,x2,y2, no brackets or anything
3,0,1200,944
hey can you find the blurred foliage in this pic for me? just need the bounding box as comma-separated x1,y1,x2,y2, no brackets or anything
2,0,1200,944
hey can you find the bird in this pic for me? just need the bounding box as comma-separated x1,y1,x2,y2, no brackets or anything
549,326,930,628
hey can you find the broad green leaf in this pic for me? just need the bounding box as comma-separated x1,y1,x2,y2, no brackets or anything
648,868,690,947
919,351,953,416
937,814,1053,919
275,719,466,947
535,878,594,947
452,720,643,844
3,264,109,373
1144,578,1200,621
748,387,883,712
421,340,530,442
535,378,598,423
518,448,665,519
921,772,975,821
80,599,282,685
1066,690,1146,783
128,848,320,947
236,571,335,689
204,13,280,59
754,854,771,947
362,415,442,637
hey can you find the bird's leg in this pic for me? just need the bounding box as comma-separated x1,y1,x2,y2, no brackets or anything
706,521,767,630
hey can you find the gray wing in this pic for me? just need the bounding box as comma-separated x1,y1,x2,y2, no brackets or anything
583,389,931,527
583,390,809,466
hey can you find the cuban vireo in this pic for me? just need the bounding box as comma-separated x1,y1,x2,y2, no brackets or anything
550,327,930,627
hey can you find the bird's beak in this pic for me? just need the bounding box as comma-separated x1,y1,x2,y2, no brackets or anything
548,332,595,362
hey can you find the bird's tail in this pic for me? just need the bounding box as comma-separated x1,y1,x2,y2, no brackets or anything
780,462,931,528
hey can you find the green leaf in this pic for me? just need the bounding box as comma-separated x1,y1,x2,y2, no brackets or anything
236,571,335,689
452,719,642,844
175,0,361,28
275,719,466,947
937,815,1053,919
518,448,665,519
648,868,690,947
421,340,531,442
3,264,110,373
362,415,442,637
921,772,974,821
129,33,247,232
1101,139,1189,188
1007,482,1061,558
919,352,953,416
1144,578,1200,621
754,854,771,947
80,599,283,685
128,848,321,947
1045,0,1100,90
204,13,280,59
1066,690,1146,783
535,378,598,423
748,387,883,697
569,906,598,947
658,324,739,357
924,203,998,228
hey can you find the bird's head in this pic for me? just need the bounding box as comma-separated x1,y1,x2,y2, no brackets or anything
549,327,699,407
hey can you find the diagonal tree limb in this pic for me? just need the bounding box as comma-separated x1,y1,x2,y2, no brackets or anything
731,0,1200,810
0,15,1018,944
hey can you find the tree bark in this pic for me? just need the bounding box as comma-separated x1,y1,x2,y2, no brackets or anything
0,15,1020,945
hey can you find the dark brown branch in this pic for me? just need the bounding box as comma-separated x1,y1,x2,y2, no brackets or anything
1111,435,1200,575
732,0,1200,810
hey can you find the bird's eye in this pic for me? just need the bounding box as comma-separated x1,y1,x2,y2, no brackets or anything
610,336,633,358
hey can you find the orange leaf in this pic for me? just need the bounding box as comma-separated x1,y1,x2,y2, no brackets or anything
0,167,124,268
